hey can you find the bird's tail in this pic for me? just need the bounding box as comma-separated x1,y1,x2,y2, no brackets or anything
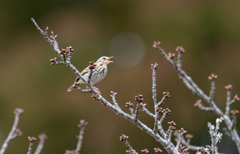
67,83,75,92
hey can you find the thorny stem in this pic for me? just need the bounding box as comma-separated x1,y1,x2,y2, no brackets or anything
32,19,179,154
155,44,240,152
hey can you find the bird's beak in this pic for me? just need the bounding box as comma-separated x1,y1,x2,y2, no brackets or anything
107,56,113,63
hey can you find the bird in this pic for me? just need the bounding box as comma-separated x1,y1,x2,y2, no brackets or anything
67,56,113,92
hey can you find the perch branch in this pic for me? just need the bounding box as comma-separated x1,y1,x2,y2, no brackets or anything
32,19,180,154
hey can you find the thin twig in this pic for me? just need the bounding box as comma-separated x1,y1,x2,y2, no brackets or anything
225,87,231,116
134,104,141,122
34,133,48,154
120,134,138,154
110,91,120,109
151,63,158,106
156,95,167,108
142,107,155,118
76,120,88,154
209,80,216,103
0,108,23,154
27,143,34,154
153,114,160,134
27,137,37,154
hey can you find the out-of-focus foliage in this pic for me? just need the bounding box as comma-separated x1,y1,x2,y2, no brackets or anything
0,0,240,153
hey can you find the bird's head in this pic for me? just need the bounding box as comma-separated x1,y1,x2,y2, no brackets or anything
96,56,113,66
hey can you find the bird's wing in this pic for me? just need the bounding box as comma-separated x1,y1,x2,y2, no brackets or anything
75,66,89,82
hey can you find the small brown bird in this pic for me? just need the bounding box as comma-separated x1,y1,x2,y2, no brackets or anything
67,56,113,92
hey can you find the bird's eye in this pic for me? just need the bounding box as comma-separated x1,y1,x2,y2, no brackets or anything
103,57,106,60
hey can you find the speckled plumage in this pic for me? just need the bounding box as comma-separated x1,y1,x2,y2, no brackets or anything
67,56,113,92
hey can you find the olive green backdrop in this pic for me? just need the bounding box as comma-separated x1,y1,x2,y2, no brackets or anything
0,0,240,153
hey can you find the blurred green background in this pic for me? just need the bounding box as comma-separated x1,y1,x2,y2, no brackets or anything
0,0,240,153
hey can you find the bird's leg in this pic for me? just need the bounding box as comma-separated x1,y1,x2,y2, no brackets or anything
86,85,101,94
93,86,101,94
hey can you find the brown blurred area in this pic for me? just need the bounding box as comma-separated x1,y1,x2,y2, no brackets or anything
0,0,240,153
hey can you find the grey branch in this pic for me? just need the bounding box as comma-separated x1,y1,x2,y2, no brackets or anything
120,134,138,154
225,90,231,116
76,120,88,154
0,108,23,154
134,104,141,122
34,133,48,154
27,142,34,154
151,64,158,106
110,91,120,109
32,19,180,153
156,95,167,109
154,43,240,152
141,107,155,118
208,117,224,153
209,80,216,103
27,137,37,154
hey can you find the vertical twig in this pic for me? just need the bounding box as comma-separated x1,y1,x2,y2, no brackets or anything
34,133,48,154
225,84,232,116
208,74,217,103
110,91,120,109
175,46,185,70
27,137,37,154
151,63,158,106
76,120,88,154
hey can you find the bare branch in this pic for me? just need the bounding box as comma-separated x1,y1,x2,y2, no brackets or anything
176,46,185,70
141,107,155,118
153,42,240,152
151,63,158,106
120,134,138,154
110,91,120,109
194,100,214,112
27,137,37,154
0,108,23,154
31,18,62,59
76,120,88,153
125,102,134,116
153,42,223,116
208,74,217,103
134,104,141,122
34,133,48,154
225,84,232,116
208,117,224,153
156,92,170,107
